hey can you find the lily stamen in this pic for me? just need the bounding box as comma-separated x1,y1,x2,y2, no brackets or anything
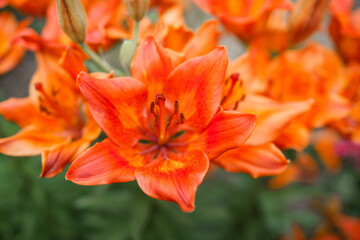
35,82,72,120
154,93,166,142
151,94,185,144
167,142,189,147
138,127,157,142
138,145,159,155
221,73,240,105
161,147,168,161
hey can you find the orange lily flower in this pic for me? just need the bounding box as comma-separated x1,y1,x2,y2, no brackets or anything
312,128,343,172
314,197,360,240
0,0,51,16
329,0,360,63
226,42,271,93
140,5,219,66
39,0,132,51
150,0,188,12
213,71,312,177
193,0,328,51
266,43,351,150
66,37,257,212
85,0,133,50
282,198,360,240
269,128,345,189
192,0,292,44
211,43,313,178
330,63,360,143
0,11,31,75
0,31,101,178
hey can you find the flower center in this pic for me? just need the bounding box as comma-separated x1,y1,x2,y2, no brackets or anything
138,93,186,160
34,82,84,137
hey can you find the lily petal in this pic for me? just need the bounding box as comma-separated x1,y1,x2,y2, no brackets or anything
131,36,173,99
59,47,87,80
275,121,310,150
66,138,145,185
164,47,228,131
40,139,91,178
183,19,219,60
310,93,351,128
201,108,257,160
135,150,209,212
0,97,39,127
239,95,313,145
0,45,25,75
213,143,289,178
0,126,69,156
77,71,147,145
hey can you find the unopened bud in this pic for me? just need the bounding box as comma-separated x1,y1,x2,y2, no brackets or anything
57,0,87,43
124,0,150,21
289,0,328,44
119,39,137,70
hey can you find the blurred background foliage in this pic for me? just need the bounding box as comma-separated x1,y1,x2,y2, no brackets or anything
1,3,360,240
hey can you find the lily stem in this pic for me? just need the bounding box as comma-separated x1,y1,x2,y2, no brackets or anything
80,43,126,76
134,20,140,44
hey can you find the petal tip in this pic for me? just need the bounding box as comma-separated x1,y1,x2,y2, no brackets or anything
76,71,89,84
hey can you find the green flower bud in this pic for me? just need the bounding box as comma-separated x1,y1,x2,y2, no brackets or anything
57,0,87,43
119,40,138,70
124,0,150,21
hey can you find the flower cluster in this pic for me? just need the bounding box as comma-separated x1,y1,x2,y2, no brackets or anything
0,0,359,219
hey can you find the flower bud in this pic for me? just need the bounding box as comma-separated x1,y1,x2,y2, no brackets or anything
124,0,150,21
289,0,328,44
119,39,137,70
57,0,87,43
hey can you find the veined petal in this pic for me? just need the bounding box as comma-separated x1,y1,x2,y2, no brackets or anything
201,108,256,160
135,150,209,212
275,121,310,150
163,25,194,52
66,138,146,185
77,71,147,145
82,106,102,141
183,19,219,60
131,36,173,99
40,138,91,178
29,51,80,117
164,47,228,131
0,126,69,156
0,44,26,75
238,95,313,145
227,42,270,93
213,143,289,178
310,93,351,128
59,47,87,80
0,97,39,127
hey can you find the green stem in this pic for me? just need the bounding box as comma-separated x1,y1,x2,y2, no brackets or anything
134,20,140,44
80,43,126,76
